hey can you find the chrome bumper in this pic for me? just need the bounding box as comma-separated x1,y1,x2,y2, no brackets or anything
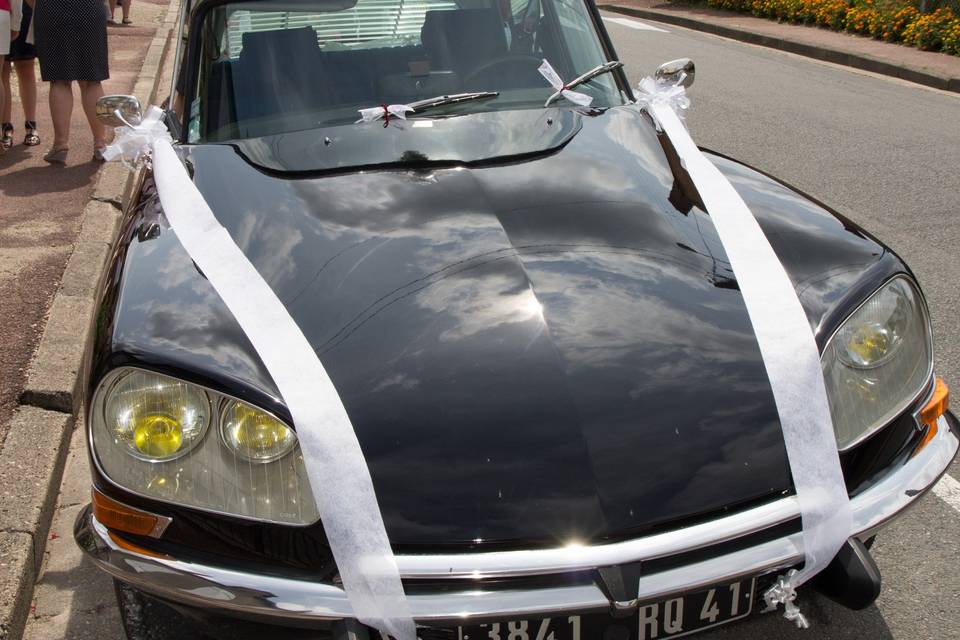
75,414,958,625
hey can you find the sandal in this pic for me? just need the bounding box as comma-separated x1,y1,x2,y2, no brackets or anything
1,123,13,152
92,144,107,162
43,146,69,164
122,18,133,24
24,121,40,146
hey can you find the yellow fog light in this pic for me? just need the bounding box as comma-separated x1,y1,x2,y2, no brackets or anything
220,400,296,463
104,370,210,461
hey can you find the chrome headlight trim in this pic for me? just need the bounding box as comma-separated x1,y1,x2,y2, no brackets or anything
89,367,319,527
821,275,934,452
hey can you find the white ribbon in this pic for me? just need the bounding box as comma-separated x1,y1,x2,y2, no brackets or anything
106,113,417,640
538,59,593,107
106,82,853,633
101,105,172,169
637,78,853,625
762,569,811,628
356,104,415,125
634,76,689,124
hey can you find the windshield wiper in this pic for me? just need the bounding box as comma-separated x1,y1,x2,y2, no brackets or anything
408,92,499,114
544,61,623,107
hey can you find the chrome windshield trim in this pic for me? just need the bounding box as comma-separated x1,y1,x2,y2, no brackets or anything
76,414,957,623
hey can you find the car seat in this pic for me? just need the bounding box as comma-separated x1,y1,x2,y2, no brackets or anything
232,27,325,123
420,9,508,78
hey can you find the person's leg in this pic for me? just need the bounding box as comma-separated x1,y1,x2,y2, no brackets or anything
14,60,37,122
0,56,7,153
121,0,132,23
78,80,106,150
1,60,11,124
48,79,72,149
15,60,39,144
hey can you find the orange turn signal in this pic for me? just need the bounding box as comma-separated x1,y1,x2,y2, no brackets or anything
914,378,949,456
919,377,949,428
92,489,168,538
107,530,170,559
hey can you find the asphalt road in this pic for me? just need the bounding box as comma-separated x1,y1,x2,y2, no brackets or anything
23,15,960,640
601,13,960,640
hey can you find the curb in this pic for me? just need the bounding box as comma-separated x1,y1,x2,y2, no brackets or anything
19,13,176,416
600,3,960,93
0,4,178,638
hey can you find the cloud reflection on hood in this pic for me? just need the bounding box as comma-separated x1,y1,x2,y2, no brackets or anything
104,107,889,544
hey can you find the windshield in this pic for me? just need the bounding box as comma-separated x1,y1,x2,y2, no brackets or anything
190,0,625,142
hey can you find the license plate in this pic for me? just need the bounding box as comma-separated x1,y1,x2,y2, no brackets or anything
454,577,755,640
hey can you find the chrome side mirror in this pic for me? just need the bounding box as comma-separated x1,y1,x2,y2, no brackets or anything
655,58,695,89
96,95,143,127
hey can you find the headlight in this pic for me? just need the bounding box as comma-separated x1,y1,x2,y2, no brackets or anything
92,368,318,525
822,276,933,450
220,400,297,462
103,370,210,461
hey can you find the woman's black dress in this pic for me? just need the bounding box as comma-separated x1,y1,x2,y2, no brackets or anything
34,0,109,81
8,3,36,61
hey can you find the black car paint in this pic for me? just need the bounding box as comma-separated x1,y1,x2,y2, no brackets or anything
87,105,915,564
230,108,584,172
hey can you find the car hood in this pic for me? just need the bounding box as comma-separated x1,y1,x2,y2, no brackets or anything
108,106,895,547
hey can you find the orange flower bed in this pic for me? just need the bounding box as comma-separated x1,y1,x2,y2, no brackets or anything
705,0,960,55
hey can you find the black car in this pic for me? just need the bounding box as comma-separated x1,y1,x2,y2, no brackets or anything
75,0,957,637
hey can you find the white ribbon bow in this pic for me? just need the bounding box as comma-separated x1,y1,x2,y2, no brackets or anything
538,59,593,107
762,570,811,629
356,104,415,126
102,105,173,169
634,76,691,126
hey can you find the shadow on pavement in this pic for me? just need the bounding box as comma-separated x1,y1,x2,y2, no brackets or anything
2,161,102,197
23,427,125,640
24,507,126,639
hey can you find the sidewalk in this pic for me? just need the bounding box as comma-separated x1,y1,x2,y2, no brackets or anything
0,1,176,637
0,0,172,435
600,0,960,92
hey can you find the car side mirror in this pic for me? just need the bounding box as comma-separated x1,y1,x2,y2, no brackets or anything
655,58,695,89
96,95,143,127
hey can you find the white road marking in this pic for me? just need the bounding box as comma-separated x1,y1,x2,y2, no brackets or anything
933,473,960,514
602,16,669,32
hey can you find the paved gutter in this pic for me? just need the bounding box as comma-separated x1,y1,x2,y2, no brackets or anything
0,3,177,637
601,2,960,93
